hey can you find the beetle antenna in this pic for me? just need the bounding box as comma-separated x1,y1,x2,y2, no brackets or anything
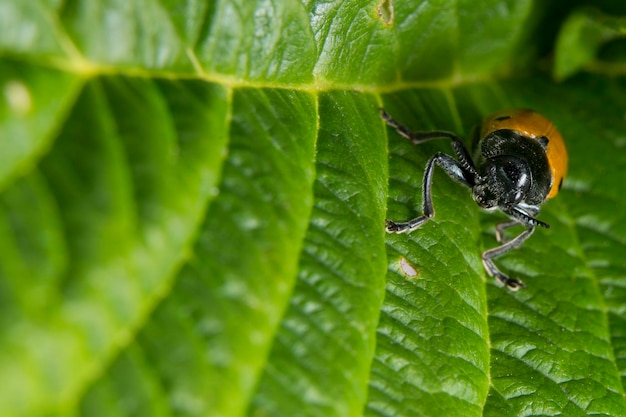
505,206,550,229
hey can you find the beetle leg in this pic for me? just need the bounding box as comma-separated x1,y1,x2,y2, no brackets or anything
495,220,519,243
380,109,459,145
482,226,535,290
386,152,472,233
496,204,542,243
380,108,479,181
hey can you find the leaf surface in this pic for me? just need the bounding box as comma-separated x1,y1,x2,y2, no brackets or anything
2,2,626,417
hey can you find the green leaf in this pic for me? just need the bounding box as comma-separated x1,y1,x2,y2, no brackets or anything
365,78,626,417
2,2,626,417
477,78,626,416
555,7,626,80
61,1,192,70
197,0,316,82
79,87,318,417
0,0,69,58
0,61,82,189
0,76,230,415
250,91,388,417
367,89,489,417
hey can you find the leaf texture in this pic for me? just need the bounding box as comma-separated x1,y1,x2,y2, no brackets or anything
1,2,626,417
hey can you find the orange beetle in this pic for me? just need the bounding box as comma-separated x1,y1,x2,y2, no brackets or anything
382,108,568,290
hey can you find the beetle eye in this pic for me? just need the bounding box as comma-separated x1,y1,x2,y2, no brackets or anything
505,189,524,205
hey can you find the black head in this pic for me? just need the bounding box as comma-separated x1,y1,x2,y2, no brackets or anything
472,155,531,209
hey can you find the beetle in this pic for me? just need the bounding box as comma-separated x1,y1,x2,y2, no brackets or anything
382,108,568,290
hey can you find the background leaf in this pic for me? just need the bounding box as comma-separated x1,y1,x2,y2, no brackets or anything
2,1,626,417
554,7,626,80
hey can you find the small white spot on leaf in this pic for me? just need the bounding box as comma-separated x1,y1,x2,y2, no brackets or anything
399,257,419,279
376,0,394,26
240,215,260,231
4,80,32,115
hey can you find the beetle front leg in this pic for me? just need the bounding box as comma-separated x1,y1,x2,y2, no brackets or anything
482,226,535,290
380,108,479,181
386,152,472,234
